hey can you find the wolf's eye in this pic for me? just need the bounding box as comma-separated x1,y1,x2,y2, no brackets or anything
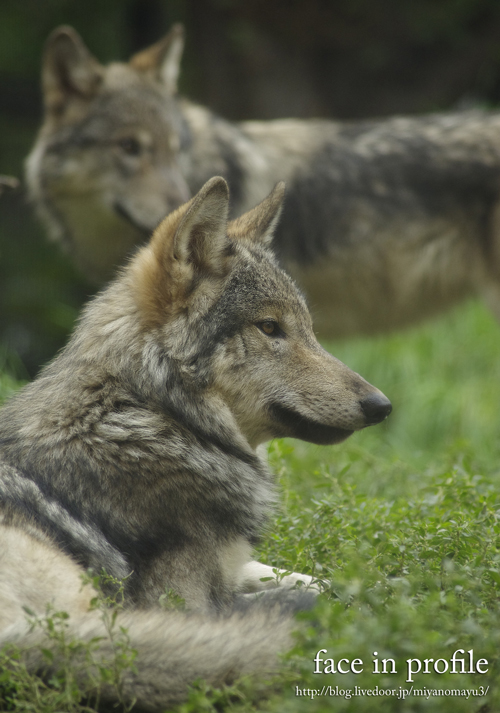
257,320,280,336
117,137,142,156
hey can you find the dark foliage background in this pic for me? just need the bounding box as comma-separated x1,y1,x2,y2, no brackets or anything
2,0,500,375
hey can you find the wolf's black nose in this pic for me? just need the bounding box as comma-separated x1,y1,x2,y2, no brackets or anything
360,393,392,425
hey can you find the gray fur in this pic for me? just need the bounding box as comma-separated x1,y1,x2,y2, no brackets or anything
0,179,391,709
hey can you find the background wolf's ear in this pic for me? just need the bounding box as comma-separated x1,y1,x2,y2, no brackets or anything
228,182,285,248
129,24,184,93
42,26,103,115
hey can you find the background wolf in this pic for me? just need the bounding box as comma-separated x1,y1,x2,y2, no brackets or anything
0,178,391,709
27,24,500,337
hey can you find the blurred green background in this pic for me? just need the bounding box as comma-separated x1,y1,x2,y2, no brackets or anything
2,0,500,376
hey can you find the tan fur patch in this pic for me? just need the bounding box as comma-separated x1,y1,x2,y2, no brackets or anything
127,179,231,328
128,201,193,327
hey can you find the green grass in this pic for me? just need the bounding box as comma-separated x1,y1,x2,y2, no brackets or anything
0,352,26,404
1,298,500,712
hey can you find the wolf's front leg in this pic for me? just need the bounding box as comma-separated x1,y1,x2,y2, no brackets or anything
237,560,320,593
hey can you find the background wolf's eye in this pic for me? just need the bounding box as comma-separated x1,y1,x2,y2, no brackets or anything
258,320,279,336
117,137,142,156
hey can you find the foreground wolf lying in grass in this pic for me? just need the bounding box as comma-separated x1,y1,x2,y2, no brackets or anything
27,24,500,336
0,179,391,709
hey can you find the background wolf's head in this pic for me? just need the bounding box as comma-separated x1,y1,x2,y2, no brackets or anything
26,25,191,283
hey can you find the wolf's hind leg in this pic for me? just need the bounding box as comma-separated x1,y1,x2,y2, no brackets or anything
0,524,95,639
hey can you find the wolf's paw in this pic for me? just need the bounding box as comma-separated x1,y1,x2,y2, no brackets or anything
237,560,326,594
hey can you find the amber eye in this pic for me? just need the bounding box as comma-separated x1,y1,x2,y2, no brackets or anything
117,137,142,156
258,320,279,336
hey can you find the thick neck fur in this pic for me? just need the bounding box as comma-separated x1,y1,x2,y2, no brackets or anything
0,273,275,604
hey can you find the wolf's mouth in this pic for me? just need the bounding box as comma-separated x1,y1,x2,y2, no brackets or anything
269,403,354,446
113,202,157,235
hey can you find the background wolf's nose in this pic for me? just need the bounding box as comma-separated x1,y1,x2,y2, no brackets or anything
360,393,392,425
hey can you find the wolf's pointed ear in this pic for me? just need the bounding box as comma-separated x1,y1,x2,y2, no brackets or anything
130,178,230,319
228,182,285,248
170,176,230,273
129,24,184,93
42,26,103,115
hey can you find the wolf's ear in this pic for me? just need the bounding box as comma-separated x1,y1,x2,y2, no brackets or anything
228,182,285,248
129,24,184,93
170,176,230,274
42,26,103,115
131,178,230,318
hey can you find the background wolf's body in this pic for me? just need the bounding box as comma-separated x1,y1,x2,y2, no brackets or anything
27,26,500,336
0,179,390,709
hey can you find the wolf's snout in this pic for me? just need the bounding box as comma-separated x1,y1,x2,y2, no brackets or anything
360,392,392,426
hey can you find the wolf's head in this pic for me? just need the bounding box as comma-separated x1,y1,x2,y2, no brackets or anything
74,177,391,449
26,25,191,282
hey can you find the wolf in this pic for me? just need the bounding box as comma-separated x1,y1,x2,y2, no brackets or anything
0,178,391,710
26,25,500,337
